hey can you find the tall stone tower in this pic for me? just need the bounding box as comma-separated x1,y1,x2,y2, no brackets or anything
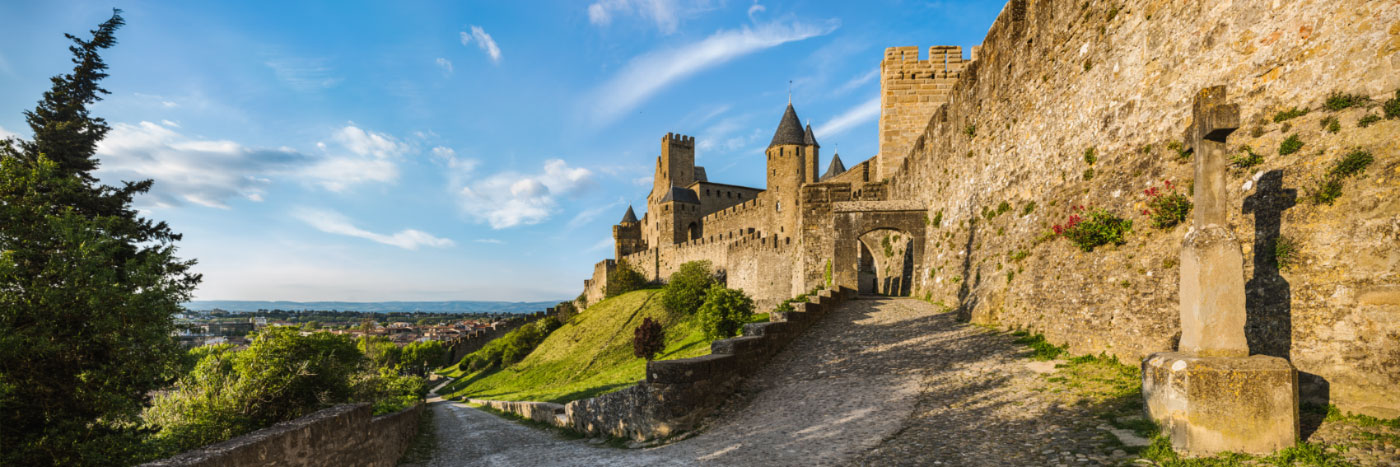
651,133,695,206
766,104,808,237
877,45,968,179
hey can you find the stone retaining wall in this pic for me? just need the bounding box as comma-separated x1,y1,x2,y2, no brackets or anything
471,288,855,441
142,403,422,467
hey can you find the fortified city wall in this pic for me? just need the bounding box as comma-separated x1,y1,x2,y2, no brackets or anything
885,0,1399,417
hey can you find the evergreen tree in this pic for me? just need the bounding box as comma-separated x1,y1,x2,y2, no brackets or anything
0,10,202,465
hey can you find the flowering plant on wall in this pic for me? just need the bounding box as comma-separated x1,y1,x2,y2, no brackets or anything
1054,205,1133,252
1141,180,1192,229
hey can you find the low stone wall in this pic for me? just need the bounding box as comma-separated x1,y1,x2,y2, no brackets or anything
472,288,855,441
143,403,423,467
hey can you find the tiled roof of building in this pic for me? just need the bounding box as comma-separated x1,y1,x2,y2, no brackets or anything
820,152,847,181
659,185,700,204
620,205,638,223
694,166,708,182
768,103,806,148
803,123,819,147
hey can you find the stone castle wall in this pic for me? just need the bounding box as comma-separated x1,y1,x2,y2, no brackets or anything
143,403,422,467
884,0,1399,417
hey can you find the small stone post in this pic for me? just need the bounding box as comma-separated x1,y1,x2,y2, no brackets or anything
1141,86,1299,457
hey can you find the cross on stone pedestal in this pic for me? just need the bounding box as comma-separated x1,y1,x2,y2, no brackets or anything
1178,85,1248,358
1142,86,1298,456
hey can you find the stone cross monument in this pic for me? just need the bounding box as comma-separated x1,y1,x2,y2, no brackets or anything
1141,86,1298,457
1178,85,1248,357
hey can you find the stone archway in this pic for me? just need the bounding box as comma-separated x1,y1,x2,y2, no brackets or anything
858,228,914,295
687,222,701,241
832,202,927,297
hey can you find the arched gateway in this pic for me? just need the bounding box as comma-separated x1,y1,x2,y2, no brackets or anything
831,201,927,296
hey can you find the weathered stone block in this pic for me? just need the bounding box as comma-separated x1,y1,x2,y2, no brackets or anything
647,353,737,384
711,335,768,356
1178,226,1249,358
1142,352,1298,456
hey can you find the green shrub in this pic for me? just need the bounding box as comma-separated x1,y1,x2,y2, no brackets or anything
930,209,943,228
1272,107,1309,123
605,260,648,298
1278,134,1303,155
631,317,665,361
1230,145,1263,169
1358,114,1382,128
1274,236,1298,269
1330,149,1373,178
1056,208,1132,252
1142,181,1191,229
1384,90,1400,119
963,124,976,137
1324,91,1368,111
1082,167,1095,181
1321,116,1340,133
1012,331,1066,360
662,260,715,315
696,285,755,340
1021,201,1036,216
1166,140,1191,162
1309,177,1344,205
1083,147,1097,165
824,259,833,287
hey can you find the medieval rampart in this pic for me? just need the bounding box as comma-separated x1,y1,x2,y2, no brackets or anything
883,0,1399,417
142,403,422,467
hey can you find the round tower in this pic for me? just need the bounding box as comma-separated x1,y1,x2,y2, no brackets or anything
766,103,808,236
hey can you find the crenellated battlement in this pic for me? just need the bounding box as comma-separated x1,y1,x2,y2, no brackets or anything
663,132,695,148
878,45,970,180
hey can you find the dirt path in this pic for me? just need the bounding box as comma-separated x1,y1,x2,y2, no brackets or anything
412,298,1126,466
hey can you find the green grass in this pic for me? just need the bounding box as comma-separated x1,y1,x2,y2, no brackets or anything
439,289,712,403
1279,134,1304,156
1324,91,1368,111
1011,330,1067,360
1273,107,1309,123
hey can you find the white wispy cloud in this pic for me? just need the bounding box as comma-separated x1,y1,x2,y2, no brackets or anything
747,2,766,22
587,237,614,252
453,159,594,229
832,68,879,96
95,121,308,209
435,57,454,75
460,26,502,63
588,18,839,127
815,96,880,138
295,208,454,250
566,199,625,230
265,57,341,91
474,238,504,245
588,0,692,34
305,124,410,192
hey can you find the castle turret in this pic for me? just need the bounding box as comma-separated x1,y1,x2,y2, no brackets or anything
766,103,808,236
803,123,821,184
613,205,644,259
651,133,695,206
820,151,846,181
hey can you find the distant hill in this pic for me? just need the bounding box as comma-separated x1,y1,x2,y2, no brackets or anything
184,300,564,314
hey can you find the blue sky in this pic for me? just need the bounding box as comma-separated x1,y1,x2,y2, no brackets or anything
0,0,1003,302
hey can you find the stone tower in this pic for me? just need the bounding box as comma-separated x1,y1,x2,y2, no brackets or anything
877,45,967,179
613,205,643,259
766,104,808,237
651,133,695,206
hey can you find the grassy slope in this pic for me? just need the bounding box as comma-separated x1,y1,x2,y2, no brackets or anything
438,289,715,403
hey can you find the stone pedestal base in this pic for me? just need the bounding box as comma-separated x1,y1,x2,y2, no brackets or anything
1142,352,1299,456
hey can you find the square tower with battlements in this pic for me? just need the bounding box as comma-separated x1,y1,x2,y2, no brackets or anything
877,45,970,179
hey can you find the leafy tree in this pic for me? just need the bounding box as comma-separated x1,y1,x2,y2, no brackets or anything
605,259,648,298
1,11,202,465
144,328,420,457
359,336,402,370
400,340,446,375
632,317,666,361
662,260,715,315
696,285,755,340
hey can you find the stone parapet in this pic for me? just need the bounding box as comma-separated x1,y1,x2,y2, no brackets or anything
143,403,422,467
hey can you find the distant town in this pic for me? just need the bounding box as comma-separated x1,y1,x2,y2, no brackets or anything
173,308,521,348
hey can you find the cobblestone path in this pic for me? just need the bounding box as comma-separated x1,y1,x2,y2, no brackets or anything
420,297,1329,466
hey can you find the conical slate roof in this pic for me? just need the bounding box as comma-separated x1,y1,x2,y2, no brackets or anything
820,152,846,181
803,123,819,147
768,104,806,148
620,205,638,223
